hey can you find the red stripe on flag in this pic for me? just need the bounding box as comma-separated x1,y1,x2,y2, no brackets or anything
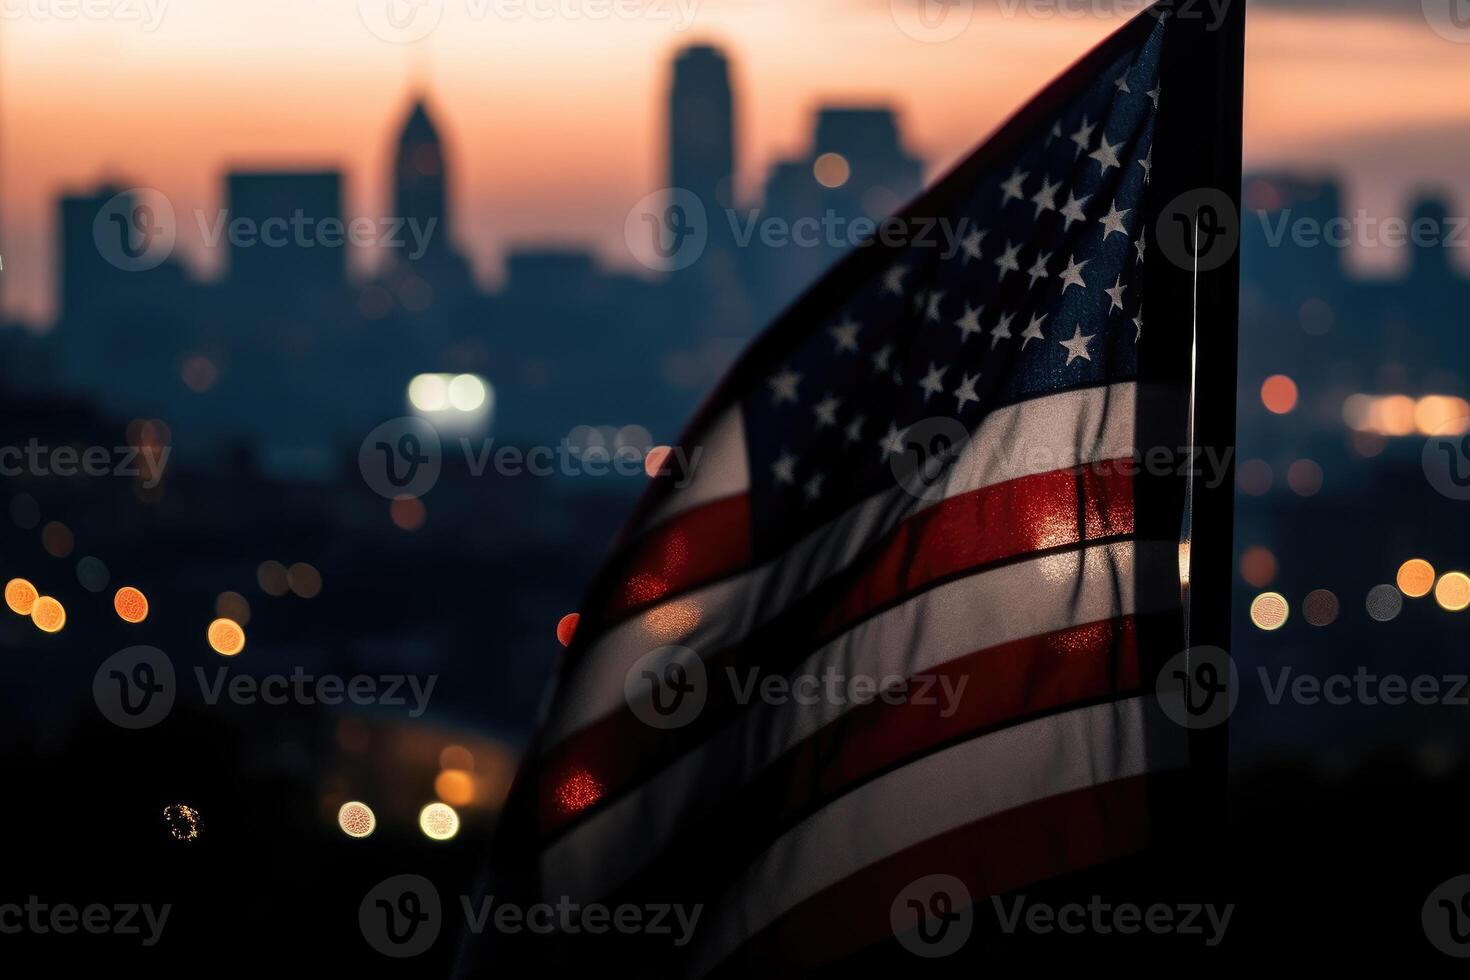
821,461,1133,633
595,493,752,624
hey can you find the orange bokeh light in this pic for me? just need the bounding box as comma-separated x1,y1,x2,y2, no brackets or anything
208,617,246,656
4,578,38,616
114,586,149,623
1240,547,1277,588
1260,375,1298,414
556,612,580,648
1397,559,1436,598
31,596,65,633
390,496,426,531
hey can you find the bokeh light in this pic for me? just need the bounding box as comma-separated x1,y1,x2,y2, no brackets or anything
1434,572,1470,612
1260,374,1298,414
408,373,449,411
1250,592,1289,631
1303,589,1339,627
113,586,149,624
288,562,322,599
439,744,475,772
163,803,201,842
556,612,580,647
1286,459,1323,496
554,769,603,815
30,596,65,633
41,521,74,558
644,445,672,478
1237,459,1273,496
75,555,109,592
1239,546,1277,588
435,769,476,807
337,801,376,839
208,618,247,656
813,152,851,188
390,496,427,531
4,578,37,616
419,802,461,841
257,560,289,597
215,590,252,626
448,374,486,411
1365,584,1403,622
1396,559,1436,598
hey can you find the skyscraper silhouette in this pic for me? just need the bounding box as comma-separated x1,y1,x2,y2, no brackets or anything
390,95,474,294
668,44,735,243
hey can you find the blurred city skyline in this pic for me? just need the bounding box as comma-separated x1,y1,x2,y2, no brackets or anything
3,1,1470,325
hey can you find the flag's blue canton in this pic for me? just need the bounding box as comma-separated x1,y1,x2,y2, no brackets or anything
742,21,1164,552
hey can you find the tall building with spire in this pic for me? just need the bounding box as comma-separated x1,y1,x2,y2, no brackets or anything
391,95,473,292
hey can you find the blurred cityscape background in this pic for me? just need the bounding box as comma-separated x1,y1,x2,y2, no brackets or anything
2,1,1470,969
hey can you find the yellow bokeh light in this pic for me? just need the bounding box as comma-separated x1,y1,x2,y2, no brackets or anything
1250,592,1289,631
208,617,246,656
337,801,377,839
5,578,38,616
1397,559,1436,598
435,769,477,807
31,596,66,633
419,802,460,841
113,585,149,623
1435,572,1470,612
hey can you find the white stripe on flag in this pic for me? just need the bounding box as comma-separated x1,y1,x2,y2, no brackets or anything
641,407,749,530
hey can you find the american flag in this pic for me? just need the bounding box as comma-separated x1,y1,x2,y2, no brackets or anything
463,7,1240,976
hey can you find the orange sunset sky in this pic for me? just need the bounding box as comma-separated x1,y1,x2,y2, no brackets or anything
2,0,1468,326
